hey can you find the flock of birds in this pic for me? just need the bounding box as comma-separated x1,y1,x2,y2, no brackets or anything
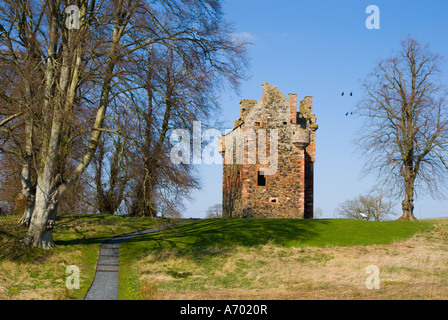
342,91,354,116
343,92,366,220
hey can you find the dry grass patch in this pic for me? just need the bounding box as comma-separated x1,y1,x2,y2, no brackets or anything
0,248,87,300
131,223,448,300
0,213,172,300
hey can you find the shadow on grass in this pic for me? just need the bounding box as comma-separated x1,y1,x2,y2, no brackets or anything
121,219,331,260
53,215,177,247
54,235,112,246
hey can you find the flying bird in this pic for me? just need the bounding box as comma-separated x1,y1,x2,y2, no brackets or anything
359,212,368,218
345,112,349,116
341,92,344,96
350,92,353,96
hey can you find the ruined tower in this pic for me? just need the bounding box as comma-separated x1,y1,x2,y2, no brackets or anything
219,83,317,219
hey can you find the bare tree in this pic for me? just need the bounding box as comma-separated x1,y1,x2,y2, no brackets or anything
314,207,323,218
0,0,248,248
335,189,396,221
206,204,222,218
0,30,43,225
95,11,248,217
88,104,135,215
356,38,448,221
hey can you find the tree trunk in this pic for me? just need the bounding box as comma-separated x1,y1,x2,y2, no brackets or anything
130,178,158,217
19,202,34,226
22,200,58,250
130,54,173,218
22,177,59,249
22,107,63,249
399,178,417,221
19,118,35,226
18,159,35,226
21,0,125,247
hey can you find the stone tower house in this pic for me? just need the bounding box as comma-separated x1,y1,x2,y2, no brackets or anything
219,83,317,219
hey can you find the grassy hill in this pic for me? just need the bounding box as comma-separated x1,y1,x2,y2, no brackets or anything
120,218,433,250
118,218,438,300
1,215,446,300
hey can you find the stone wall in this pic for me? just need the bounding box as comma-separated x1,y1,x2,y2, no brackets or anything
220,83,317,219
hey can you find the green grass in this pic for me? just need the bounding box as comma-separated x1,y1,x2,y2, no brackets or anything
0,215,438,300
118,218,433,299
0,213,174,300
120,218,432,251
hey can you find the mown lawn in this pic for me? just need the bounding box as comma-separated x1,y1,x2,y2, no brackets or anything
118,218,434,299
0,213,175,300
120,218,432,250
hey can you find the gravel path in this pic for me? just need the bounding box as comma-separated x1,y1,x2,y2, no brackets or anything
84,221,188,300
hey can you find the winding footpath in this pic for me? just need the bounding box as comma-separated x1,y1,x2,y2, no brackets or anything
84,221,189,300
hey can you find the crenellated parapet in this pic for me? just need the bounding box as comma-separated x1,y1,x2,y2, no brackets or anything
221,83,318,219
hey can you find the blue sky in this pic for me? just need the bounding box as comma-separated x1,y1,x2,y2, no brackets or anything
184,0,448,219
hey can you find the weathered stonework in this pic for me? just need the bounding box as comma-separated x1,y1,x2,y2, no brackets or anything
219,83,317,219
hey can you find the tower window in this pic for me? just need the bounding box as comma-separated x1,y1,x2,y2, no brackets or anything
257,171,266,186
255,121,262,127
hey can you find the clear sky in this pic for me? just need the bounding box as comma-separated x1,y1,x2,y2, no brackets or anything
183,0,448,219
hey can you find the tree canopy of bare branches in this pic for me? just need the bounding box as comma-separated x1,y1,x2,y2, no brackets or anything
0,0,249,249
335,189,396,221
205,203,222,218
356,38,448,221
